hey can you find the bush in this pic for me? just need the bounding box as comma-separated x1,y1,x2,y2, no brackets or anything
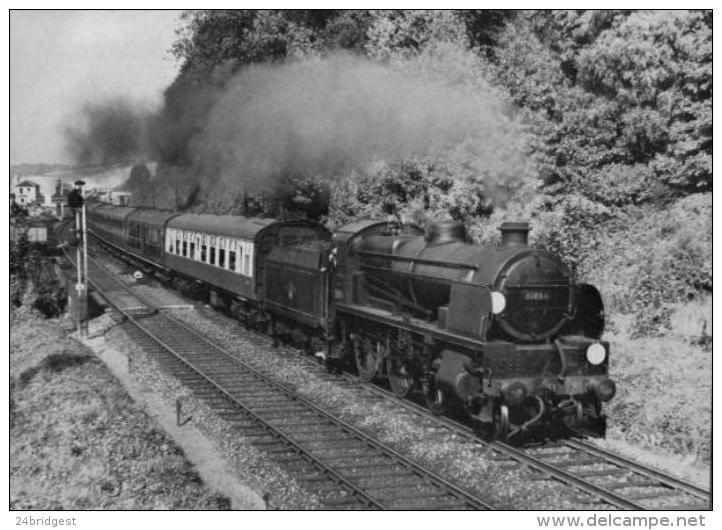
628,198,712,337
592,193,711,337
529,193,613,275
12,275,68,320
32,290,67,319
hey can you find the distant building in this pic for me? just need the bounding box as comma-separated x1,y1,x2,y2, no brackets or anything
50,179,73,217
14,180,44,206
90,188,132,205
10,215,57,245
112,191,132,205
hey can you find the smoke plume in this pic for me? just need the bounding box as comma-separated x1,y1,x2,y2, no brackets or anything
63,98,154,166
193,51,531,199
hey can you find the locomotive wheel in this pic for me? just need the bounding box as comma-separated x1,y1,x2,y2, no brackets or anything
386,357,414,397
354,337,382,382
494,404,510,440
423,382,445,415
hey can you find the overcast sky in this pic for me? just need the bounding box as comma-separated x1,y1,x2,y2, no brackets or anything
10,10,182,165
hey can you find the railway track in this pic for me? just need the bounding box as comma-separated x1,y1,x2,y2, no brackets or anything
355,381,710,510
64,226,711,510
190,306,712,511
59,234,495,510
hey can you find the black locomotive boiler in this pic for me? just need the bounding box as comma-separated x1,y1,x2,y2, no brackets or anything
85,200,615,440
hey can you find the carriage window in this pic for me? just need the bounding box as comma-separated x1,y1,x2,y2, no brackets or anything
229,251,236,271
201,244,207,262
190,242,195,259
168,238,174,253
243,255,250,276
219,249,225,268
210,247,216,265
175,240,180,254
182,241,187,257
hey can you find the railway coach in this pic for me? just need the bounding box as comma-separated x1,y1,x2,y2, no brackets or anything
163,213,330,316
86,199,330,325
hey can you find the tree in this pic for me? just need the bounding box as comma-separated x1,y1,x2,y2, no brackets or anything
486,10,711,204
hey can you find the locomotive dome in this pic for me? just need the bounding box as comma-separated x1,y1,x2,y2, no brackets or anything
425,220,466,245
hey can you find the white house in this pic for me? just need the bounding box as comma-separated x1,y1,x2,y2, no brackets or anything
14,180,43,206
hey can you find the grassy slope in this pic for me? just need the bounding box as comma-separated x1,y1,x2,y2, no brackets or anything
605,311,711,464
10,310,231,510
585,195,712,464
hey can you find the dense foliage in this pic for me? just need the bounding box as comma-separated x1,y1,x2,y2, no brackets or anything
145,9,710,336
489,11,711,201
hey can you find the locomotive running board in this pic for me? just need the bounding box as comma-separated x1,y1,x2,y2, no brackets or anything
335,303,483,351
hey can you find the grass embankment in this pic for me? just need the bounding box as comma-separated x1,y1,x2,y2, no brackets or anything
10,310,232,510
603,305,711,466
583,196,711,466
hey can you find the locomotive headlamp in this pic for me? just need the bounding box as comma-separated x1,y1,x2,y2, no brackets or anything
586,343,606,365
491,291,506,314
503,381,527,406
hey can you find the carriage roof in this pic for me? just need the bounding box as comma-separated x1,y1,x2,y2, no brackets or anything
126,208,179,227
167,213,277,241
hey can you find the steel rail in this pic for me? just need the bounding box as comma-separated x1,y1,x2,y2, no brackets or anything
562,439,710,501
127,313,389,510
154,311,495,510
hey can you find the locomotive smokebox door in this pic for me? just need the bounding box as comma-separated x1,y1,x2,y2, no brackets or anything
447,283,492,338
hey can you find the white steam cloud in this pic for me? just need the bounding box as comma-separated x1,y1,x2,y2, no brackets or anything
193,51,531,200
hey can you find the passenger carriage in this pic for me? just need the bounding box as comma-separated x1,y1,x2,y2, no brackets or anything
163,213,330,308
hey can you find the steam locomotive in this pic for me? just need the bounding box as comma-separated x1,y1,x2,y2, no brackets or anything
86,200,615,440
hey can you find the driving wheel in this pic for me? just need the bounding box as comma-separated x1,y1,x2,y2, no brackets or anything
386,357,415,397
354,336,382,382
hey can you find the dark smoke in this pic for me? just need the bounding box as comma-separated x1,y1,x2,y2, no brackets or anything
63,98,154,166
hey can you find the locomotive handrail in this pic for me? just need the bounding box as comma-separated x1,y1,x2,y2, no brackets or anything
360,262,485,287
358,249,480,270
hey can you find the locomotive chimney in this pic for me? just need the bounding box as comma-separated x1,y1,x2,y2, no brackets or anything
499,221,530,247
426,220,466,245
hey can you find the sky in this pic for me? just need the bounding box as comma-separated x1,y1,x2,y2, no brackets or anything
10,10,182,165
